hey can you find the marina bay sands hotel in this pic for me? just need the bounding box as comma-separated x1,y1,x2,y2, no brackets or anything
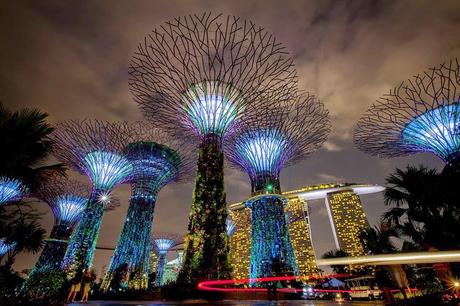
228,183,384,279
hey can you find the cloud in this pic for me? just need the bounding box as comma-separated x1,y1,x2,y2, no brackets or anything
316,173,344,182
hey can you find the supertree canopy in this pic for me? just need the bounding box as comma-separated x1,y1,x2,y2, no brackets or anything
0,176,27,205
102,125,195,291
355,59,460,172
225,92,330,280
152,233,182,287
50,119,134,277
0,239,15,260
130,12,297,284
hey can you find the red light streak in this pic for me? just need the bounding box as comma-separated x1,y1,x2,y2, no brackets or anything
197,274,417,294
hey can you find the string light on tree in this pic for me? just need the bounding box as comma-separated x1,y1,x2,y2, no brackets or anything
102,125,195,291
130,13,297,285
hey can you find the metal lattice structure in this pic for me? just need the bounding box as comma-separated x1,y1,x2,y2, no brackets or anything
355,59,460,169
0,176,27,205
0,239,15,260
50,119,133,277
151,232,182,287
225,92,329,281
130,12,297,140
129,12,298,284
102,124,195,291
225,92,330,195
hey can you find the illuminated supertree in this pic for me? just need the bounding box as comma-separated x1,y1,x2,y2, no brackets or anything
0,239,15,261
29,179,90,273
50,119,135,277
355,60,460,173
102,125,195,291
152,233,182,287
0,176,27,205
130,12,297,284
225,92,330,280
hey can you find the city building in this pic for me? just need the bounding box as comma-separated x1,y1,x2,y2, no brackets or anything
228,183,383,279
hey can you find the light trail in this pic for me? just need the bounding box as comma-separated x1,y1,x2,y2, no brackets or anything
316,250,460,266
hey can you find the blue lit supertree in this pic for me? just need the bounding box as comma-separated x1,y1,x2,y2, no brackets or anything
50,120,134,277
0,239,16,261
130,12,297,284
225,92,330,280
102,125,195,291
0,176,27,205
355,60,460,173
152,233,182,287
29,178,90,273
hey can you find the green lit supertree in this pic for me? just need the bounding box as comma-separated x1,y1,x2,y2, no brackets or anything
50,119,135,278
130,12,297,285
102,125,195,291
225,92,330,281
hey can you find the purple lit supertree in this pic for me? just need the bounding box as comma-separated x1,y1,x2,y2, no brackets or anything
50,119,134,277
354,60,460,173
23,178,119,292
0,176,27,205
151,232,182,287
102,125,195,291
225,92,330,280
130,12,297,284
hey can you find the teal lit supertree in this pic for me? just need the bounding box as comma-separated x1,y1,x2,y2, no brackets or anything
0,176,27,205
152,233,182,287
50,120,135,277
355,60,460,173
130,13,297,285
102,125,195,291
225,93,330,280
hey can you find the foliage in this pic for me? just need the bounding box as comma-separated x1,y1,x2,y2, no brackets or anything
0,203,46,266
383,165,460,251
22,269,67,301
178,135,231,286
321,249,350,274
0,102,65,193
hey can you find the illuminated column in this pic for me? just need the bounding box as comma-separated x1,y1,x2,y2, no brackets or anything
325,189,369,257
285,197,318,277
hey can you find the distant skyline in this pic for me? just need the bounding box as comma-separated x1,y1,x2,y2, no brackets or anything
1,0,456,276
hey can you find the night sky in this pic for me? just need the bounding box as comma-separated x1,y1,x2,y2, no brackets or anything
1,0,458,276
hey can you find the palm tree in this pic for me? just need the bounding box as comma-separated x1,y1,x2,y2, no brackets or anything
383,166,460,251
0,103,66,193
0,203,46,268
321,249,350,274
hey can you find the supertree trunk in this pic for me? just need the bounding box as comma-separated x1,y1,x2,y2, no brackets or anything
62,189,106,277
31,224,73,273
247,195,299,282
102,196,156,291
178,134,231,285
155,252,167,287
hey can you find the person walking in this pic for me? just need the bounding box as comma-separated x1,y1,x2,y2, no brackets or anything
80,269,95,303
66,275,81,303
